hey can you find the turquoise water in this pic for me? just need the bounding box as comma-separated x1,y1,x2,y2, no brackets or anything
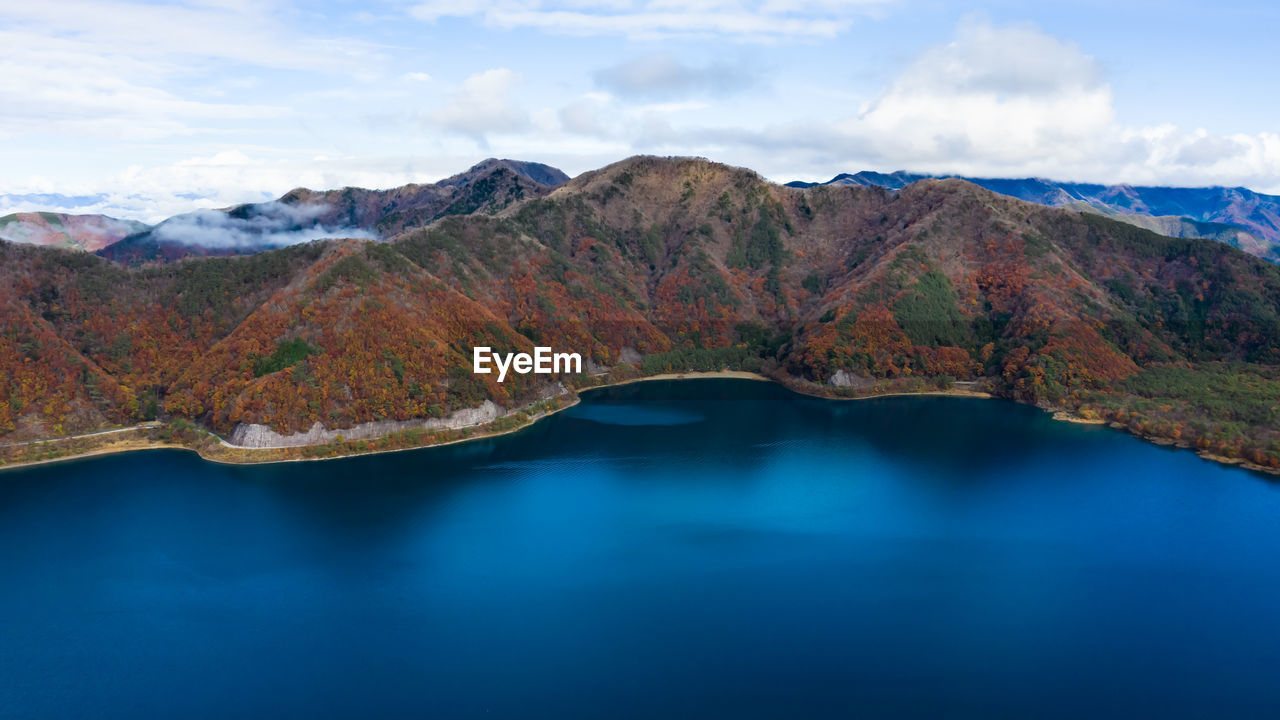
2,379,1279,717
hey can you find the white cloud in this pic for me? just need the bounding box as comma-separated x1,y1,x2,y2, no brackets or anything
559,98,613,137
846,20,1116,169
408,0,894,41
0,151,457,223
595,53,758,99
8,8,1280,223
838,21,1280,188
551,20,1280,192
0,32,286,140
430,69,529,145
0,1,385,142
0,1,383,72
152,203,375,249
553,91,713,144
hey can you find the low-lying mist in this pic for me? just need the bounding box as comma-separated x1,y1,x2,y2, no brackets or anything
152,201,375,248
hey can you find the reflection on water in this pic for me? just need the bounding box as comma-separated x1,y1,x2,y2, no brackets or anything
564,402,705,426
1,379,1279,718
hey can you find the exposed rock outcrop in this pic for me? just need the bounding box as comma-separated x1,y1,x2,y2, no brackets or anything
827,370,877,389
228,400,504,449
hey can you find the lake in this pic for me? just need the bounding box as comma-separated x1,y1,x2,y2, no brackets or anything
2,379,1279,718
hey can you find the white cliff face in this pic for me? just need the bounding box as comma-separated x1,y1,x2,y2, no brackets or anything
827,370,874,389
227,400,504,449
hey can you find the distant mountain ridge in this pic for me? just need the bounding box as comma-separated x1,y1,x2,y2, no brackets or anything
786,171,1280,262
0,212,149,252
99,159,572,264
10,161,1280,266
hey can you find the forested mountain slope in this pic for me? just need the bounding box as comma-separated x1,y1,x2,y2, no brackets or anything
788,170,1280,262
4,156,1279,469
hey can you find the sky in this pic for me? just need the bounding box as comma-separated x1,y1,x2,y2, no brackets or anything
2,0,1279,222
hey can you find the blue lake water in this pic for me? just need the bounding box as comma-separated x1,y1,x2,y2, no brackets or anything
2,379,1279,718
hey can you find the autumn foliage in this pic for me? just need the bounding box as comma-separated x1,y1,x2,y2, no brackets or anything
3,156,1280,468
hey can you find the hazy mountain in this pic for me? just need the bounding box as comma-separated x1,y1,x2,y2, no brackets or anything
787,171,1280,262
3,156,1279,470
0,212,149,252
99,159,571,265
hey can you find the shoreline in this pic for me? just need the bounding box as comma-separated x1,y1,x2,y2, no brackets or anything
197,397,583,468
1052,411,1107,425
2,370,1275,478
579,369,772,390
0,439,190,471
0,371,975,472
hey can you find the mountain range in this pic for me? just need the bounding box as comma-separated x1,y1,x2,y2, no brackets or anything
98,159,571,264
6,162,1280,267
2,156,1279,472
787,171,1280,262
